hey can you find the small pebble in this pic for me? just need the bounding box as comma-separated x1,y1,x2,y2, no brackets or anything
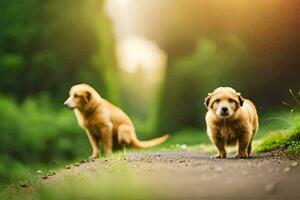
214,166,223,172
18,181,31,188
284,167,290,172
80,160,86,164
291,162,298,167
48,171,56,176
41,175,48,179
268,168,273,172
265,183,276,193
65,165,71,169
74,163,80,167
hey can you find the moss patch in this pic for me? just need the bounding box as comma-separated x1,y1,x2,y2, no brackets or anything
255,115,300,153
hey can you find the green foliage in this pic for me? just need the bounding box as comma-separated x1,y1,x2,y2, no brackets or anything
286,141,300,153
255,130,289,152
0,0,119,103
163,128,209,147
2,162,154,200
285,116,300,153
38,172,153,200
0,95,89,184
137,128,210,152
255,114,300,153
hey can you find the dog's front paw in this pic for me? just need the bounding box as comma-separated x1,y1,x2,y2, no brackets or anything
210,154,226,159
235,153,248,159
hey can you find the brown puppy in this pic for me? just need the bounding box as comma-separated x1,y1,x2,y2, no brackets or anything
64,83,169,159
204,87,258,158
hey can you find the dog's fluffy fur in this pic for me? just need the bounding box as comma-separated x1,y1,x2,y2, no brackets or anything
64,83,169,159
204,87,258,158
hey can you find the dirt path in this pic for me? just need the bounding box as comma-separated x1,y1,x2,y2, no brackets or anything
36,151,300,199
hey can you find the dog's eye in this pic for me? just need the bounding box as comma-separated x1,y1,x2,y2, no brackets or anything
215,99,220,103
74,94,79,98
228,98,235,103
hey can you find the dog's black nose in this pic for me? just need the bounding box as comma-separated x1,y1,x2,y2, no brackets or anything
64,101,68,107
221,107,228,112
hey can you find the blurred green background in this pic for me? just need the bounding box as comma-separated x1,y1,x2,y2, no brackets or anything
0,0,299,184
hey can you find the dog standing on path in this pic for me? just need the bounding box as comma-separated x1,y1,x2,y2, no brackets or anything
64,83,170,159
204,87,258,158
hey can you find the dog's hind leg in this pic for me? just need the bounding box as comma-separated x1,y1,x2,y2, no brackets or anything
247,133,255,157
117,124,134,146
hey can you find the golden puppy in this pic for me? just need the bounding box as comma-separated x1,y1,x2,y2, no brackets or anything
204,87,258,158
64,83,170,159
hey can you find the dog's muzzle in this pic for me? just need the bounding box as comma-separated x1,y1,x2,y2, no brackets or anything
220,107,229,116
64,99,75,109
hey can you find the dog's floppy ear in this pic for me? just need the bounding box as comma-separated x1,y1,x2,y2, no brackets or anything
204,93,212,109
83,91,91,103
236,92,244,106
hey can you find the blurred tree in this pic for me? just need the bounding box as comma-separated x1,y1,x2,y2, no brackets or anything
0,0,119,103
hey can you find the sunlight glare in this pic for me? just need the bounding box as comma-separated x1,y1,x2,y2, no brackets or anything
116,37,167,74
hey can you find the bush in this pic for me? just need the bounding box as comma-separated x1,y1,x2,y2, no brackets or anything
285,115,300,153
255,114,300,153
0,95,89,184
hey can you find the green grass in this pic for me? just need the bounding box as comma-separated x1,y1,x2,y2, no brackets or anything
255,114,300,153
254,130,289,152
131,128,210,152
1,160,155,200
158,128,210,147
37,166,154,200
254,111,297,139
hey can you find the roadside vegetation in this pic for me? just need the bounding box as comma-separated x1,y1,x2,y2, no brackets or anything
255,114,300,153
2,159,155,200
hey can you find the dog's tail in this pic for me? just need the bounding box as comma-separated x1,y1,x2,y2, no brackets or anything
131,134,170,148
